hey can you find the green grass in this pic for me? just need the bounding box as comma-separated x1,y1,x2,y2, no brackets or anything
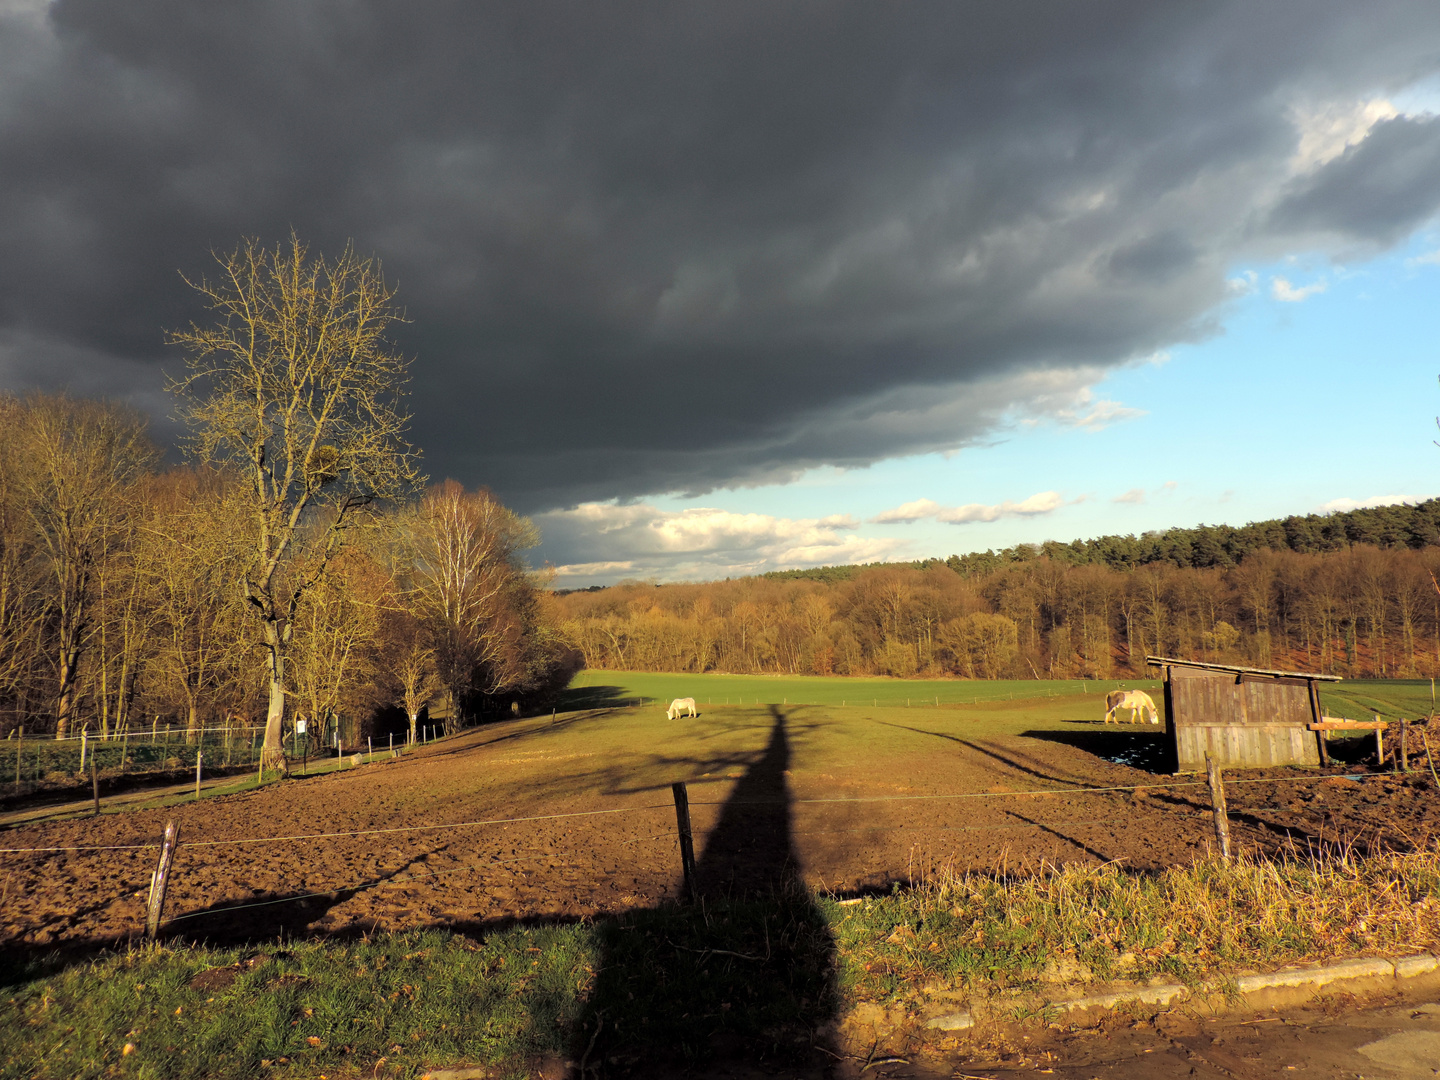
564,669,1158,710
1321,678,1440,721
5,845,1438,1079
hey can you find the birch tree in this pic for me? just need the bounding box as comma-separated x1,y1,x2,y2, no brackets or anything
168,235,421,771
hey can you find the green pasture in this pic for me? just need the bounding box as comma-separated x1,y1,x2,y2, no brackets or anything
1320,679,1440,721
566,669,1440,724
544,672,1170,786
563,669,1157,710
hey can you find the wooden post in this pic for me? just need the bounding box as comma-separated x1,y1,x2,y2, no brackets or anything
1422,728,1440,790
91,756,100,817
1375,714,1385,767
14,725,21,788
145,821,181,939
1205,754,1232,861
80,728,86,773
671,781,697,901
194,751,202,800
120,731,127,774
368,737,372,762
1308,681,1330,766
1401,719,1410,773
256,751,264,788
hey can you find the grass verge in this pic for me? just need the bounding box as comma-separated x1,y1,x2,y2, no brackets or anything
4,848,1438,1079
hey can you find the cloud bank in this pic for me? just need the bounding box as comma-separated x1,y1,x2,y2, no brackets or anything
537,503,905,585
0,3,1438,514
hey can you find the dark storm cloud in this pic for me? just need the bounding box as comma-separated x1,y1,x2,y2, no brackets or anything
1267,115,1440,244
2,1,1439,510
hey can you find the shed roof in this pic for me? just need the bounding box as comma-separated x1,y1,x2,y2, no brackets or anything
1145,655,1342,682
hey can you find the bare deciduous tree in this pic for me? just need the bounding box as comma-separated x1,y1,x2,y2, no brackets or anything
403,480,538,720
9,395,158,737
168,234,422,770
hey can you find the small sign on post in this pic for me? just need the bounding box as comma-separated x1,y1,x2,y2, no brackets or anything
671,781,697,901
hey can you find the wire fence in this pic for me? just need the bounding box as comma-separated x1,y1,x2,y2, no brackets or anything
2,724,431,793
0,768,1395,857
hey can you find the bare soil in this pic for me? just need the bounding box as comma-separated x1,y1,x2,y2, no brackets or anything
1,704,1436,951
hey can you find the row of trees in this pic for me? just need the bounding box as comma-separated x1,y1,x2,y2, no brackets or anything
555,543,1440,680
1,236,574,769
0,396,571,751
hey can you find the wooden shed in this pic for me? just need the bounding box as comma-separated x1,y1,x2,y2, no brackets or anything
1146,655,1341,772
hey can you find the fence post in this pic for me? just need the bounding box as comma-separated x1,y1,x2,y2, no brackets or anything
1205,754,1232,861
120,731,128,774
194,751,202,800
1374,715,1385,767
1401,719,1410,773
145,821,181,939
1422,728,1440,790
80,728,86,774
91,756,100,817
671,781,697,901
14,725,21,788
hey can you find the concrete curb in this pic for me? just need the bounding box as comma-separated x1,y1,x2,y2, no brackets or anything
921,951,1440,1034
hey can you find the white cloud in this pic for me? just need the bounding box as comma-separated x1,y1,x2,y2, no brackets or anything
1407,248,1440,266
1060,398,1148,429
1226,270,1259,295
872,490,1065,526
1289,98,1399,172
871,498,943,524
1319,493,1434,513
1112,488,1147,504
538,502,904,585
1271,275,1328,302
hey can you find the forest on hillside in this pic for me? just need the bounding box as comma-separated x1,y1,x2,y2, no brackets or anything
0,393,574,742
758,498,1440,581
554,538,1440,681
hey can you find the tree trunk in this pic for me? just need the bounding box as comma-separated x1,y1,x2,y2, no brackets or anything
262,622,289,773
409,710,419,744
55,645,80,739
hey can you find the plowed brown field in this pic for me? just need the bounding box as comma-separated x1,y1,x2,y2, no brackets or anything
2,701,1434,951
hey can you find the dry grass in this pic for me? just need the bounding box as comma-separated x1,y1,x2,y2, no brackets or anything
828,845,1440,999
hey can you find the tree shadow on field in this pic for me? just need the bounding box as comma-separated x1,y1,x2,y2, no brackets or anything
572,706,840,1077
557,684,642,712
1022,724,1171,774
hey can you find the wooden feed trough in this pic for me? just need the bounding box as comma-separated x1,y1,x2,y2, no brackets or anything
1146,656,1342,772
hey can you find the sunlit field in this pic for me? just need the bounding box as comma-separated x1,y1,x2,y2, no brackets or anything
564,669,1438,720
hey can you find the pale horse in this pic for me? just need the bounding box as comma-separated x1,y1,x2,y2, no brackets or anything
1104,689,1160,725
666,697,698,720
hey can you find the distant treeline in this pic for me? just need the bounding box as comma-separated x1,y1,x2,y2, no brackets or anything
761,499,1440,582
555,503,1440,681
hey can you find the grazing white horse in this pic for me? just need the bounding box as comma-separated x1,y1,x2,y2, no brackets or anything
1104,689,1160,725
666,697,698,720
